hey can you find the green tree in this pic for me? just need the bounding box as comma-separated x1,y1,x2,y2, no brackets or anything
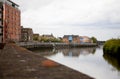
103,39,120,55
39,37,62,42
91,37,97,43
33,36,39,41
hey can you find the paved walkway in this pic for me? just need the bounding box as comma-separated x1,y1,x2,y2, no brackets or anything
0,43,94,79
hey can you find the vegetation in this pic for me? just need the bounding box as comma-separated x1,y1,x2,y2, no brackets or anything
33,36,39,41
91,37,97,43
103,53,120,71
39,37,62,42
103,39,120,56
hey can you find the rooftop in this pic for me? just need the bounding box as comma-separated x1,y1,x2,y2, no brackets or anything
63,35,79,38
0,0,19,7
8,0,19,7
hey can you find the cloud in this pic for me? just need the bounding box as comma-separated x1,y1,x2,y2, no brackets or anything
13,0,120,26
12,0,120,40
12,0,55,11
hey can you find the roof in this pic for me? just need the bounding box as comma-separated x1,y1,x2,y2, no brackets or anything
63,35,79,38
22,28,33,33
79,36,91,39
0,0,19,7
42,34,54,37
7,0,19,7
33,34,39,36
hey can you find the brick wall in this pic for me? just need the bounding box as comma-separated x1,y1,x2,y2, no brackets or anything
3,3,21,42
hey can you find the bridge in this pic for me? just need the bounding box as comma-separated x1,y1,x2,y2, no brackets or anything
97,41,106,45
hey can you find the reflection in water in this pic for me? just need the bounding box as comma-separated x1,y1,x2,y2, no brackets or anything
30,47,96,57
31,46,120,79
29,48,57,56
60,48,96,57
103,54,120,71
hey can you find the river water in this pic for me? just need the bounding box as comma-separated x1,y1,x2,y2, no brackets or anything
31,46,120,79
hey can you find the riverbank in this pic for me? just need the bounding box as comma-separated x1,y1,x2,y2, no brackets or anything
17,42,97,49
0,43,94,79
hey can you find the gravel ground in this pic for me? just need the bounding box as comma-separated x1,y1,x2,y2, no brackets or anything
0,43,94,79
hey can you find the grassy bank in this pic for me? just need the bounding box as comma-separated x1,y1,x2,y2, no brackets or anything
103,39,120,56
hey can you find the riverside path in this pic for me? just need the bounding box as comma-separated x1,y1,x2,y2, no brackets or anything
0,43,94,79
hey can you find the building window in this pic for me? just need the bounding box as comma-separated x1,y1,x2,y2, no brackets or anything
0,8,2,12
0,21,2,26
0,35,2,43
0,28,2,33
0,13,1,18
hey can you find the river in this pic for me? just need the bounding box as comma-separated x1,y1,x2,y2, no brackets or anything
31,46,120,79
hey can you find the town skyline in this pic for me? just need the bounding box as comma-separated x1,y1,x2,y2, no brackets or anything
12,0,120,41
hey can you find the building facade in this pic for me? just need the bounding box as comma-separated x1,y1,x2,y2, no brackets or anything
63,35,80,44
42,34,54,39
21,27,33,42
80,36,92,44
0,0,21,43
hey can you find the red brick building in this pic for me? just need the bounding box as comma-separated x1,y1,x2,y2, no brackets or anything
0,0,21,43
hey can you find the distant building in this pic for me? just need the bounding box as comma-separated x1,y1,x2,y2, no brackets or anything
63,35,80,44
42,34,55,39
21,27,33,42
0,0,21,43
80,36,92,44
33,34,39,41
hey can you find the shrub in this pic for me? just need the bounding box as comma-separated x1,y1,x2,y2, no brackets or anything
103,39,120,56
91,37,97,43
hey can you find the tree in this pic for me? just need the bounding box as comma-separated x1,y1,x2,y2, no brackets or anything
39,37,62,42
103,39,120,55
33,36,39,41
91,37,97,43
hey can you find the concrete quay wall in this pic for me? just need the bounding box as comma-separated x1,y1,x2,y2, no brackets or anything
17,42,97,49
0,43,94,79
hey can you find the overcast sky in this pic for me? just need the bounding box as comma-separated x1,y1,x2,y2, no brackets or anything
12,0,120,40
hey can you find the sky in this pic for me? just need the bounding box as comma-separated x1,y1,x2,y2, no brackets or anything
12,0,120,40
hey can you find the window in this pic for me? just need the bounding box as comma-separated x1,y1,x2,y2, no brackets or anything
0,36,2,43
0,8,1,11
0,21,2,26
0,28,2,33
0,13,1,18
